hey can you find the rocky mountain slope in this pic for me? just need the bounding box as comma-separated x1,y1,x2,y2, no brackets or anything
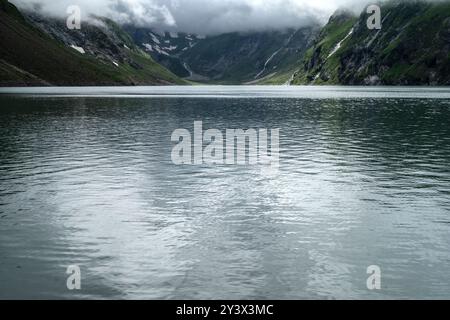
124,28,204,79
0,0,184,86
292,0,450,85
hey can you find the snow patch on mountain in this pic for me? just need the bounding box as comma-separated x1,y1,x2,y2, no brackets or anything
255,48,282,79
70,45,85,54
143,43,153,51
163,45,178,51
154,46,169,56
150,33,160,44
327,28,353,59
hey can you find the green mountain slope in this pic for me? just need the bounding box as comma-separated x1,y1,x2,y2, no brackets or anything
126,26,319,84
292,0,450,85
179,27,318,84
0,0,184,86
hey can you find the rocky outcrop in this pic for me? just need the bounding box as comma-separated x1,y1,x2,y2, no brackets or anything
293,0,450,86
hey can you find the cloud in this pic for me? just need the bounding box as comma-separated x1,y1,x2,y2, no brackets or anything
9,0,403,35
110,0,176,26
11,0,177,27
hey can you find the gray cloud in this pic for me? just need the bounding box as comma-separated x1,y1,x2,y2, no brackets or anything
12,0,177,27
9,0,426,35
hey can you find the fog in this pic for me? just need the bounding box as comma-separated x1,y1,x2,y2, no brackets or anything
10,0,428,35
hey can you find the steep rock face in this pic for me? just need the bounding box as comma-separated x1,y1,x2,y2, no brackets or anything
0,0,184,86
24,13,185,85
292,10,357,84
293,0,450,85
27,14,135,67
124,27,203,78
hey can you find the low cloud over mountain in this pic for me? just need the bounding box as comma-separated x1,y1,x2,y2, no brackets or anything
11,0,374,35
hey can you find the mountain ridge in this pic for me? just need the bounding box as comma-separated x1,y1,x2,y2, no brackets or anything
292,0,450,85
2,0,450,86
0,0,185,86
125,25,320,84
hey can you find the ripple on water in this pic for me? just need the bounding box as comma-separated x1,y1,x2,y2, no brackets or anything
0,95,449,299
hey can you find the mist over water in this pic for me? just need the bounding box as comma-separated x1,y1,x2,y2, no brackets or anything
0,87,449,299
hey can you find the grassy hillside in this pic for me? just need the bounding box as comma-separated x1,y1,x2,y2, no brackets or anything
291,10,358,84
0,0,185,86
292,0,450,85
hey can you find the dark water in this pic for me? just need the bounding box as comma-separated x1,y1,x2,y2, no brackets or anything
0,87,449,299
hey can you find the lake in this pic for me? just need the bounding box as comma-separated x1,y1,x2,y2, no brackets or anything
0,86,449,299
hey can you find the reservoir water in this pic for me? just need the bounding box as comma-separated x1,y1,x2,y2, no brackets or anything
0,86,449,299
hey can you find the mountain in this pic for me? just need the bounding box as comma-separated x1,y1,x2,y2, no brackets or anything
127,26,319,84
0,0,184,86
180,27,319,84
292,0,450,85
3,0,449,87
124,28,204,79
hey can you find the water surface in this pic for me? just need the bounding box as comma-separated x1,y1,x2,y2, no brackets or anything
0,86,449,299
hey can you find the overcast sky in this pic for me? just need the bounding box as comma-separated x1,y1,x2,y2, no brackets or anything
12,0,378,34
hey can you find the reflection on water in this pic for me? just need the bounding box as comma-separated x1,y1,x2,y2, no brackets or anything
0,89,449,299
